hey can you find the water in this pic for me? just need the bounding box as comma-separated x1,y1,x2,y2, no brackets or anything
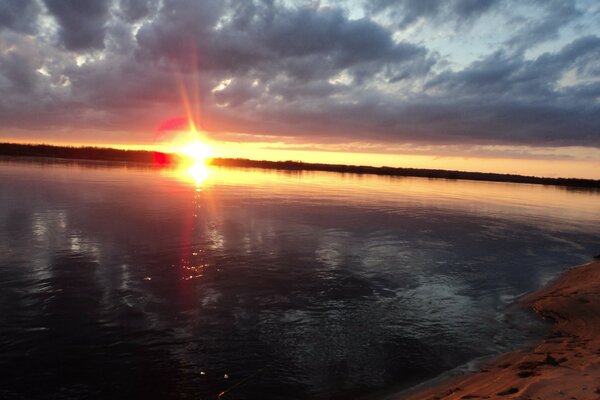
1,157,599,399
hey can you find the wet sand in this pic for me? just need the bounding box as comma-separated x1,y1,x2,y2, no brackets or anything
400,259,600,400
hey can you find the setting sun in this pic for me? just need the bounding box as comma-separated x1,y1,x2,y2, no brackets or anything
154,115,214,166
153,123,214,188
157,126,213,166
176,139,212,164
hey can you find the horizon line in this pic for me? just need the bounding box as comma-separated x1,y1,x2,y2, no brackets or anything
1,142,599,189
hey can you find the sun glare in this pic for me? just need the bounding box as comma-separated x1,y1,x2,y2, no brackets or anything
177,139,212,164
154,68,214,187
155,126,214,188
174,137,212,188
186,161,210,188
174,135,213,187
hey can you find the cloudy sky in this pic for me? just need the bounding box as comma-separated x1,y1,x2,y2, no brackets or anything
1,0,600,177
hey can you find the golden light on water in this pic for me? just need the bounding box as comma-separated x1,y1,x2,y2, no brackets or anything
160,156,211,189
185,161,210,187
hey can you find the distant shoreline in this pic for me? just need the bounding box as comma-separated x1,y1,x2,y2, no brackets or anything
399,257,600,400
1,142,600,189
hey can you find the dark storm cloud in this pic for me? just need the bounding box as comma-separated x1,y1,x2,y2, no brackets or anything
43,0,110,50
0,0,599,149
263,35,600,146
134,0,224,64
135,1,433,82
0,0,40,33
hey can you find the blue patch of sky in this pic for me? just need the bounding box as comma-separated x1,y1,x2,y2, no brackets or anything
319,0,599,71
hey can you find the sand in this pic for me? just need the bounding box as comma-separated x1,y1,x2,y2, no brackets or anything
399,259,600,400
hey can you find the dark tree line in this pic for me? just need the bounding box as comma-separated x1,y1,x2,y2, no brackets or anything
0,143,160,163
209,158,600,190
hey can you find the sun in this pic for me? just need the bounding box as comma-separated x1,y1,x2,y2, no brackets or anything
154,118,214,187
176,139,212,164
155,117,213,164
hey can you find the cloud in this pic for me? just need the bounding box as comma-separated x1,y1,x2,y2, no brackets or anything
0,34,40,92
426,35,600,102
0,0,598,151
43,0,110,50
0,0,40,33
365,0,500,28
135,1,433,82
504,0,582,52
119,0,159,22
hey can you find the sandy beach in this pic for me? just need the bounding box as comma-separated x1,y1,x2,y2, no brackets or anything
400,258,600,400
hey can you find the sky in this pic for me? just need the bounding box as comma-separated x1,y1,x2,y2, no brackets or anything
1,0,600,178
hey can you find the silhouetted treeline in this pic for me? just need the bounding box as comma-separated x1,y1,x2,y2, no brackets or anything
208,159,600,189
0,142,173,164
2,142,600,189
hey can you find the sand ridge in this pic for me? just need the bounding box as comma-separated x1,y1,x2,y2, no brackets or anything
400,259,600,400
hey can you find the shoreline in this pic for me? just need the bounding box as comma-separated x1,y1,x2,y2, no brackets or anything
2,143,600,189
398,258,600,399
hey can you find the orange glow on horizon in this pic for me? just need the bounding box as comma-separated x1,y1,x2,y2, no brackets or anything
5,136,600,180
3,138,599,180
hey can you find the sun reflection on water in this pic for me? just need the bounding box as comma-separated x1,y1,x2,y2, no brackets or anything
186,161,210,189
158,160,212,189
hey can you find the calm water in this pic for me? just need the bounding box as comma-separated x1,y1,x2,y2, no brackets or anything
1,158,599,399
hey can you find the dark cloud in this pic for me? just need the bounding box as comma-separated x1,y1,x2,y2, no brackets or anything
365,0,500,28
136,1,434,83
119,0,159,22
453,0,499,20
0,46,38,92
0,0,40,33
427,35,600,97
271,35,600,146
43,0,110,50
0,0,598,151
196,31,600,147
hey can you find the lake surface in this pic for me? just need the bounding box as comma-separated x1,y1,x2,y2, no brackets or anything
1,157,599,399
